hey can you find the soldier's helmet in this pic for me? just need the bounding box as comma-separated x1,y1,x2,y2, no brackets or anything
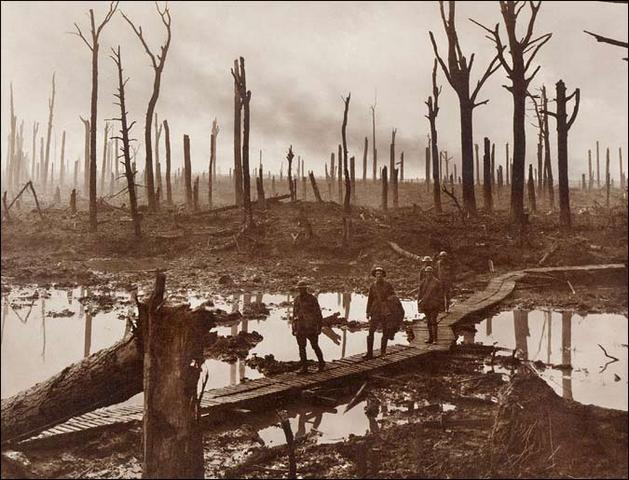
296,279,309,288
422,256,433,263
371,266,386,277
424,266,434,273
439,251,448,258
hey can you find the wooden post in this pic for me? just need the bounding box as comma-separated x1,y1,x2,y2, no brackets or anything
142,273,208,479
483,138,492,212
381,166,388,211
505,143,510,185
309,171,323,203
581,173,586,191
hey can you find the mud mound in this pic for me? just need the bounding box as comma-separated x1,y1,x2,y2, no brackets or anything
489,369,628,478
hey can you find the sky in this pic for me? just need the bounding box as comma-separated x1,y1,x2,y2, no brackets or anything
1,1,627,181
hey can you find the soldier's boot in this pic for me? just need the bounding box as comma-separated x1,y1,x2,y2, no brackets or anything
380,335,388,357
314,346,325,372
363,332,374,359
298,346,309,374
430,323,437,343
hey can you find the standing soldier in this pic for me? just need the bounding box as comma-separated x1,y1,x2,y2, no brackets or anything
365,266,396,359
418,266,443,344
418,256,433,285
436,251,454,312
292,280,325,374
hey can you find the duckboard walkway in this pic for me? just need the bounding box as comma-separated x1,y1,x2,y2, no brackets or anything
21,263,625,443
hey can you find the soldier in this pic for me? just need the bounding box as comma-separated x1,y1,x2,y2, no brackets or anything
365,266,396,359
418,266,443,344
292,279,325,374
418,256,433,286
436,251,454,311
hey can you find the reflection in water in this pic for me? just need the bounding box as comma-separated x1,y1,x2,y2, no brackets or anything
466,310,628,411
1,288,416,403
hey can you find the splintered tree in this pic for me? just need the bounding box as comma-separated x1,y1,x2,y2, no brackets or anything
183,134,192,208
429,1,500,215
483,137,493,212
43,73,56,192
370,103,377,181
473,1,552,223
341,94,352,246
111,46,141,237
209,118,219,208
154,113,163,207
121,2,172,212
543,80,580,228
232,59,243,206
425,59,442,213
231,57,253,225
163,119,172,205
287,145,295,201
72,1,118,231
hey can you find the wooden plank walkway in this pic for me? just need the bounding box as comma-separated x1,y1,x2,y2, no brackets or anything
22,263,626,443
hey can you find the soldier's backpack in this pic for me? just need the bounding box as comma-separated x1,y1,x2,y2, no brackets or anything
385,294,405,337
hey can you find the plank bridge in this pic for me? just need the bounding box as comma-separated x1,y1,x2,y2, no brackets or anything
20,263,625,443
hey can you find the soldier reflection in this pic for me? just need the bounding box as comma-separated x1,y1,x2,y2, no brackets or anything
561,311,573,401
295,409,323,440
513,309,530,359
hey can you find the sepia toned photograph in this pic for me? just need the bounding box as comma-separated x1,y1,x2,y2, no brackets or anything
1,1,627,478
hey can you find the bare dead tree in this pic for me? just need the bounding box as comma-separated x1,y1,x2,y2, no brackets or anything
362,136,368,182
110,46,141,237
542,79,580,228
42,73,56,192
472,1,552,224
121,2,172,212
527,163,536,212
72,1,119,231
183,134,192,208
287,146,295,201
163,119,172,205
209,118,219,208
429,1,501,215
583,30,628,61
99,122,110,194
541,86,554,209
425,59,442,213
60,131,66,189
31,121,39,182
232,57,252,224
341,94,351,214
370,103,377,181
7,84,16,193
483,137,493,212
231,59,243,206
154,113,163,208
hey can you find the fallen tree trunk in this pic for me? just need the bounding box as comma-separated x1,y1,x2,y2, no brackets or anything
1,306,224,445
1,333,143,444
388,241,423,263
195,193,290,216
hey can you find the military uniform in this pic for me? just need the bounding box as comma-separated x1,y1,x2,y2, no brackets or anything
437,257,454,306
418,273,443,343
292,292,324,371
366,278,399,357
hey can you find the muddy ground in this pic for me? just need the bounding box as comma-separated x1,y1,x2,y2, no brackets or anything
1,184,627,478
2,184,627,302
2,348,627,479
